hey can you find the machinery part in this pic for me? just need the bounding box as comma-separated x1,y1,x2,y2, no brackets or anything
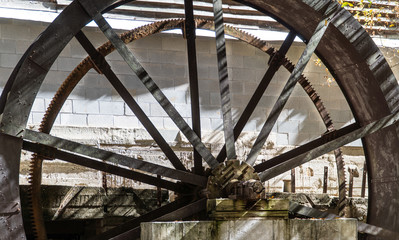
0,0,398,239
27,18,348,238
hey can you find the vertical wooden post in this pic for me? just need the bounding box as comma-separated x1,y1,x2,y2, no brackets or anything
323,166,328,193
348,169,354,197
157,175,162,207
291,168,296,193
361,162,367,198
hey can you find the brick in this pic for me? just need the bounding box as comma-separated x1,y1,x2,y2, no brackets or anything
99,101,124,115
195,39,212,53
88,114,113,127
198,79,218,92
73,100,99,114
114,116,139,129
60,113,87,126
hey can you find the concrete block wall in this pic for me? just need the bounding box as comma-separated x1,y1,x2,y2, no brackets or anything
2,18,398,195
141,219,358,240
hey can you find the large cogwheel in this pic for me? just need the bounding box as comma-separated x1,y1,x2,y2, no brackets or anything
27,19,347,239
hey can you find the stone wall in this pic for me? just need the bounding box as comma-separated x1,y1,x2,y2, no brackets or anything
1,17,399,197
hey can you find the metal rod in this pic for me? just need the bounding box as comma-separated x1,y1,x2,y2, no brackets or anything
22,140,189,193
77,0,218,168
361,162,367,198
349,168,354,197
184,0,203,174
291,168,296,193
74,30,187,171
212,0,236,160
257,108,399,181
323,166,328,193
216,31,296,163
23,129,207,187
246,3,338,165
157,175,162,207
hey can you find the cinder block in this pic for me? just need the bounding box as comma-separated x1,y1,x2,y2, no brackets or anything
227,55,244,68
56,57,83,72
243,55,267,69
150,103,168,117
125,102,150,116
32,98,45,112
0,39,16,54
276,133,289,146
231,81,243,94
162,36,186,52
73,100,99,114
288,133,312,146
163,118,179,130
278,120,299,134
85,87,112,101
60,113,87,126
174,104,192,118
210,118,223,131
197,52,218,66
131,35,162,50
15,40,30,54
108,60,133,75
32,112,45,124
1,23,30,40
0,53,20,68
114,115,139,129
88,114,113,127
99,101,124,115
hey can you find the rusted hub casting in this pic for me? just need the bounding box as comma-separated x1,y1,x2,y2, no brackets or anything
206,160,264,200
0,0,398,239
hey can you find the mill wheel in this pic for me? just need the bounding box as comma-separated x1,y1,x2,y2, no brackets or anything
0,0,398,239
